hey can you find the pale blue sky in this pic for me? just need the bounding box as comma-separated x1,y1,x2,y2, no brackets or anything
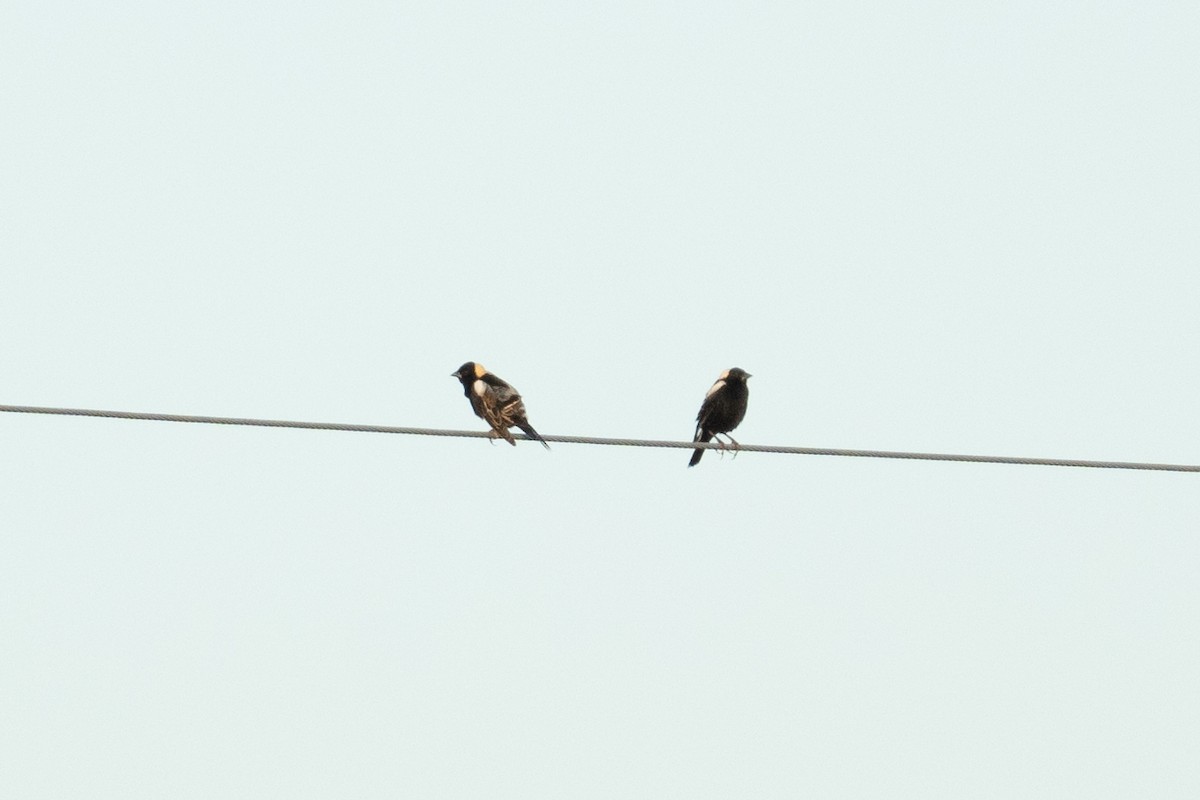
3,1,1199,797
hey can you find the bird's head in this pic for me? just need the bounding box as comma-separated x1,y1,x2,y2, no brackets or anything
724,367,752,382
452,362,491,388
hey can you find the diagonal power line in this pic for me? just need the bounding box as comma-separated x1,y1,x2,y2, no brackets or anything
1,403,1197,473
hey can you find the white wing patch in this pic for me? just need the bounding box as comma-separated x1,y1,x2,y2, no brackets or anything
473,379,488,397
705,379,726,398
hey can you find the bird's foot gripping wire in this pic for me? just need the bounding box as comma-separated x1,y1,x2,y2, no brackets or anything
713,433,742,461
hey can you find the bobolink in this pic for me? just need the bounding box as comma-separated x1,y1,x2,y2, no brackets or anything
689,367,751,467
452,362,550,449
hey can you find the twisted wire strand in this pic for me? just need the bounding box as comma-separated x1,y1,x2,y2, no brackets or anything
1,404,1197,473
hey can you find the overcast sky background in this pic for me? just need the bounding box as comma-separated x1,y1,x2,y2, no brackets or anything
3,1,1199,797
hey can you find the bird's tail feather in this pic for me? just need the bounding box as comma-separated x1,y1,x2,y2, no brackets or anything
688,431,713,467
518,422,551,450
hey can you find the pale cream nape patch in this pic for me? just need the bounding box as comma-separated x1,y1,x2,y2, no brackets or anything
473,363,488,379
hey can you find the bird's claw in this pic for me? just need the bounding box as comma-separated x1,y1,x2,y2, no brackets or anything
711,433,741,461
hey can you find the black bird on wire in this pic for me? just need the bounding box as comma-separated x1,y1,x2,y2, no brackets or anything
452,362,550,449
688,367,751,467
